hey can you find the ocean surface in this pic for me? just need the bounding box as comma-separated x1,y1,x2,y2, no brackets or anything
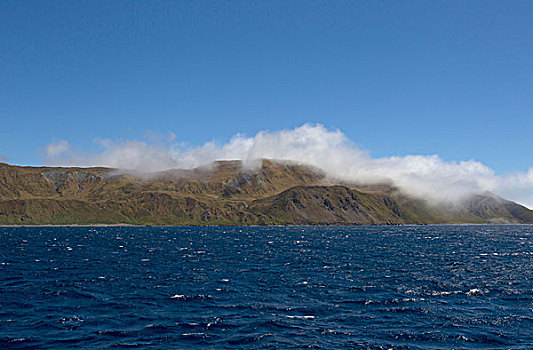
1,225,532,349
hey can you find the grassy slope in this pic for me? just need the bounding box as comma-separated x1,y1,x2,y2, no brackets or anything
0,161,532,225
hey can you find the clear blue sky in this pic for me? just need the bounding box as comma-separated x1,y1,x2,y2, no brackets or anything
1,0,532,173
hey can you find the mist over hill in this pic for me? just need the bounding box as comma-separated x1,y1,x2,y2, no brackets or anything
1,159,532,225
44,125,533,209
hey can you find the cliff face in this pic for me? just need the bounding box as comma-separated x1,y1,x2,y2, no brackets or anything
0,160,532,225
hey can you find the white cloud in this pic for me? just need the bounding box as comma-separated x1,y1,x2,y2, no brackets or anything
43,124,533,208
45,140,72,158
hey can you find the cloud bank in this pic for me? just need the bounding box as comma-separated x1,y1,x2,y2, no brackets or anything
44,124,533,208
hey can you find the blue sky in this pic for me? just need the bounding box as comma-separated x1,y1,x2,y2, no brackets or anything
1,0,532,174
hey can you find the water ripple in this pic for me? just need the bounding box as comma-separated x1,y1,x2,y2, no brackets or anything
1,225,532,348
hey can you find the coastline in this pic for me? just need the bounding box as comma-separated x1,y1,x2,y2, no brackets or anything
1,223,532,228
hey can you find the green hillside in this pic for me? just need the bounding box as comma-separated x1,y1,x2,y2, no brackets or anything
1,160,532,225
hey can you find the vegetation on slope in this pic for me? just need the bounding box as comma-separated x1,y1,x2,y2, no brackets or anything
0,160,531,225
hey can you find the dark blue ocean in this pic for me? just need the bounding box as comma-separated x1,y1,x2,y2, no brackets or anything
1,225,532,349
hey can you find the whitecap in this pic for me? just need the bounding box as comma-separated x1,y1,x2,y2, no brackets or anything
466,288,486,296
430,291,453,296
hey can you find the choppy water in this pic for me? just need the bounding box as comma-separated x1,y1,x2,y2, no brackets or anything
1,225,532,349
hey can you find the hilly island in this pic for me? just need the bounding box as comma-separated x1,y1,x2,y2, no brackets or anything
1,159,532,226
